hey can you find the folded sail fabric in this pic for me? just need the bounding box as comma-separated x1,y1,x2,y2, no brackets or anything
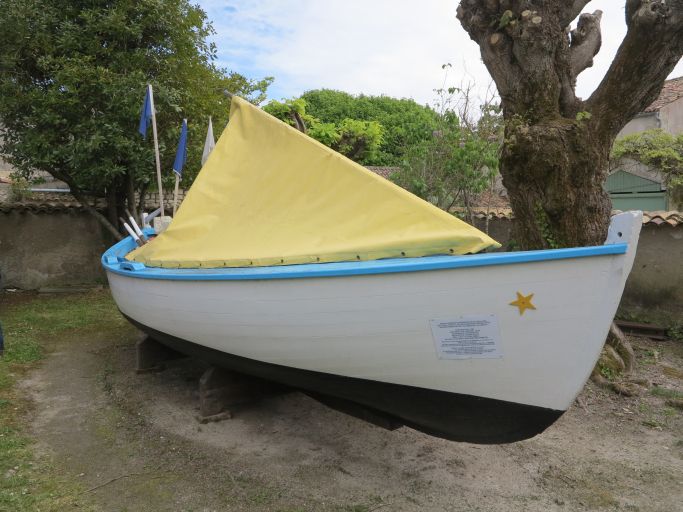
128,97,500,268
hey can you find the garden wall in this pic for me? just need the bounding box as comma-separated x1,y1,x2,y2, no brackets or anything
0,206,109,290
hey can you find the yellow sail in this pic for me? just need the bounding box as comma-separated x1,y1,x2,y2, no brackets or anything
128,97,500,268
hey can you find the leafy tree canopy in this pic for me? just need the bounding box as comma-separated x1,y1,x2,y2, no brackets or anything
391,85,502,218
294,89,439,165
263,98,384,164
0,0,271,237
612,129,683,189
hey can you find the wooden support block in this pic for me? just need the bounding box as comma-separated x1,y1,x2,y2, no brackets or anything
197,366,288,421
135,336,187,373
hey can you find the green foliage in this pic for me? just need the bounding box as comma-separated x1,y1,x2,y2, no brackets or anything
650,386,683,400
390,78,501,214
612,129,683,189
263,98,384,164
298,89,439,165
7,176,32,202
668,324,683,341
534,202,560,249
498,10,515,29
334,118,384,163
0,0,271,231
575,111,592,122
599,365,616,381
262,98,309,124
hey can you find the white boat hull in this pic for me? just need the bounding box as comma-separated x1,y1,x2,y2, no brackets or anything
104,212,642,443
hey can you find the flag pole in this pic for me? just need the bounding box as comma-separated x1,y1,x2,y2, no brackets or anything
147,84,165,217
171,118,188,216
172,173,180,216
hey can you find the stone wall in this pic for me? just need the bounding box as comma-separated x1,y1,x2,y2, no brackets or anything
621,224,683,313
0,207,110,290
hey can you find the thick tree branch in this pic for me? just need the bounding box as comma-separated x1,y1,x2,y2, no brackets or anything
560,0,593,27
570,10,602,83
50,170,123,240
458,3,573,119
588,0,683,137
290,111,307,133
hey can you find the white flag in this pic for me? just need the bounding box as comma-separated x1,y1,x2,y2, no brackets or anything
201,116,216,165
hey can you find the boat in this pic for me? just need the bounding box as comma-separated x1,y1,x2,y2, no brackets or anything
103,97,642,444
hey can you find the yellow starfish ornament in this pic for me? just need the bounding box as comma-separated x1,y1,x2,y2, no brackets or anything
510,292,536,315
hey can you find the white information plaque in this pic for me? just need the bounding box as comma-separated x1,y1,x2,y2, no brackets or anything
430,315,503,360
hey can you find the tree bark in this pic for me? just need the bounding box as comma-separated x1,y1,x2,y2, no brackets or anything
457,0,683,248
126,171,138,222
500,118,611,248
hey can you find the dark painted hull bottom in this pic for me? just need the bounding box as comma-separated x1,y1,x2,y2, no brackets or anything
124,315,563,444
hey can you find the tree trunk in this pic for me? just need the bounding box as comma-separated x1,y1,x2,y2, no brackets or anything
51,170,123,241
457,0,683,383
457,0,683,248
501,119,612,248
126,171,137,222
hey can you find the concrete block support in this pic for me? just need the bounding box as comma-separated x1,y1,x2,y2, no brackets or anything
197,366,288,422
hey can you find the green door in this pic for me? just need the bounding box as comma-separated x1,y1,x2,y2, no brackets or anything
606,170,668,211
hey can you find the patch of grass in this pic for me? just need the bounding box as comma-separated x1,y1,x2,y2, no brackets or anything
642,418,664,429
337,506,370,512
0,290,124,510
668,324,683,341
599,365,616,381
639,349,660,366
637,402,652,414
662,407,678,418
650,386,683,400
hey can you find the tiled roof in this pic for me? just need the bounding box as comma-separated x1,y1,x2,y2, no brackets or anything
452,207,513,220
640,210,683,227
463,208,682,227
366,166,400,179
470,190,510,209
0,201,96,213
644,76,683,112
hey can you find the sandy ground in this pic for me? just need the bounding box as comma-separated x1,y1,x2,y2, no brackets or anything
18,326,683,511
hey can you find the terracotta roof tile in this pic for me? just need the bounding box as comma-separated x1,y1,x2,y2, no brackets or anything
644,76,683,112
640,210,683,227
0,201,94,213
463,208,682,227
366,166,400,179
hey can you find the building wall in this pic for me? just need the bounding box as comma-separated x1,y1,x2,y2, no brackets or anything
0,158,12,173
621,223,683,313
660,97,683,135
0,209,109,289
617,112,659,138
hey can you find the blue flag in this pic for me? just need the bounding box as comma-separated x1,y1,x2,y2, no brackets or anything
138,86,153,138
173,119,188,176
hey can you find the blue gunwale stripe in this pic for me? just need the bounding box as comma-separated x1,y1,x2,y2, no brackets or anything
101,236,628,281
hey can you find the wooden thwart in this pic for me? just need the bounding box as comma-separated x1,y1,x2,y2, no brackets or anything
615,320,668,340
